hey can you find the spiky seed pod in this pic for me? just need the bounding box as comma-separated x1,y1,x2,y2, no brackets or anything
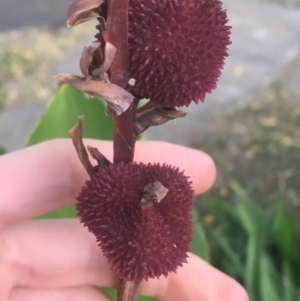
128,0,231,107
76,162,194,281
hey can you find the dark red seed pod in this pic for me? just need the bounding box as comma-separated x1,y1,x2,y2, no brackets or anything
76,162,194,281
128,0,231,107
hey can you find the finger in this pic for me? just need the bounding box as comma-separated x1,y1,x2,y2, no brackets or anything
5,219,114,289
0,260,11,301
9,286,111,301
4,219,248,301
0,139,216,227
140,253,249,301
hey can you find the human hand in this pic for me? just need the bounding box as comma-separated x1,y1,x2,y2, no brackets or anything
0,139,248,301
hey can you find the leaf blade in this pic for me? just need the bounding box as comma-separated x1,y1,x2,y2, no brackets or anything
27,84,113,146
29,84,113,218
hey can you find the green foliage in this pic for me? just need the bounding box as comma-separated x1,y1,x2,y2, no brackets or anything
27,84,113,218
27,84,113,219
197,183,300,301
190,211,210,261
0,145,6,155
102,287,157,301
27,84,113,145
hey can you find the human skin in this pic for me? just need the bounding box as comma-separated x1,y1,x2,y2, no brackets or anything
0,139,248,301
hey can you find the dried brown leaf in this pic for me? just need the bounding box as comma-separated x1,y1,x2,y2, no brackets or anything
80,42,116,79
69,116,95,177
87,145,110,169
134,108,188,135
141,181,169,206
118,279,139,301
67,0,104,27
135,101,156,119
91,42,117,77
80,42,102,78
56,74,134,116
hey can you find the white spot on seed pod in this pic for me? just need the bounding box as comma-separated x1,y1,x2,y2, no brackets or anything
128,78,136,87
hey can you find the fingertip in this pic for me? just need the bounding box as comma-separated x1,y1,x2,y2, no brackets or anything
218,279,249,301
192,150,216,194
134,141,217,195
139,253,248,301
221,278,249,301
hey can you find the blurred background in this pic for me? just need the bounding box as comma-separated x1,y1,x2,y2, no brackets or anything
0,0,300,300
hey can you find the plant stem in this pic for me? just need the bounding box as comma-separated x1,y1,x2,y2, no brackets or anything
113,102,136,163
106,1,138,300
105,0,130,88
105,0,136,164
117,279,139,301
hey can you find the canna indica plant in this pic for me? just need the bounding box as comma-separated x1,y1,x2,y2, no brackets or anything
59,0,231,300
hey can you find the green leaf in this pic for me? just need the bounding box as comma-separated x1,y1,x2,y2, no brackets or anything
216,236,244,278
28,84,113,218
201,189,300,301
101,287,157,301
137,296,157,301
198,195,248,280
272,196,297,261
0,145,6,155
282,260,299,301
27,84,113,145
101,287,117,300
38,204,77,219
231,181,266,236
190,210,210,262
259,254,280,301
245,236,260,300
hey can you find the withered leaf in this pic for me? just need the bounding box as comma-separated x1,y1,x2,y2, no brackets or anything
91,42,117,77
67,0,104,27
135,101,156,119
118,279,139,301
141,181,169,206
56,74,134,116
80,42,116,79
69,116,95,178
134,107,188,136
80,42,102,78
87,145,110,169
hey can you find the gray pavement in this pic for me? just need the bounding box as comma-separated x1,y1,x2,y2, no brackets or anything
0,0,68,31
0,0,300,151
